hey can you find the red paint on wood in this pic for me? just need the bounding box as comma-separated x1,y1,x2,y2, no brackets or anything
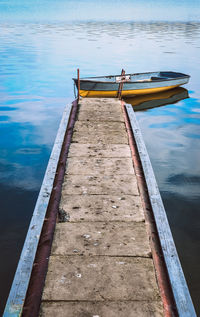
121,100,178,317
22,100,78,317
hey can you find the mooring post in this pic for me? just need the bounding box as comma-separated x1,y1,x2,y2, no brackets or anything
117,68,125,100
77,68,80,101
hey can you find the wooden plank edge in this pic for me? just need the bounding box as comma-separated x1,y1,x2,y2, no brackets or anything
121,101,177,316
3,102,73,317
22,99,78,316
125,103,196,317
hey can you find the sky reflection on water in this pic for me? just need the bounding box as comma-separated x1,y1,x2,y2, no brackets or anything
0,11,200,315
1,0,200,22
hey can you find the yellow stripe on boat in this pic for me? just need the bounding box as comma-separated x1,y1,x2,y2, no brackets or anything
80,84,180,98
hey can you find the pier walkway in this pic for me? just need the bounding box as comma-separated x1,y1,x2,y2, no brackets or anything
39,98,163,316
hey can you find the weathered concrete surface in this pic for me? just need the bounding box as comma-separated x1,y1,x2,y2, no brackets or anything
40,301,163,317
77,110,124,122
60,194,145,222
73,121,126,132
68,143,131,158
40,98,163,316
51,222,151,257
77,97,122,112
62,174,139,195
72,129,128,144
42,256,160,301
67,157,134,175
72,118,128,144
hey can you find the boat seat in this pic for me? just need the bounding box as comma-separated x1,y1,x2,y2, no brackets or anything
151,76,167,81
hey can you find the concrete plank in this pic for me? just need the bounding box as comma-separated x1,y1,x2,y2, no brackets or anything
79,98,121,112
60,194,144,222
40,301,163,317
72,130,128,144
62,174,139,196
68,143,131,158
66,157,134,175
73,121,126,132
42,256,161,301
51,222,151,257
77,110,124,122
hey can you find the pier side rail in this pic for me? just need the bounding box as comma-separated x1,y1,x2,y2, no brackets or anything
3,102,73,317
125,103,196,317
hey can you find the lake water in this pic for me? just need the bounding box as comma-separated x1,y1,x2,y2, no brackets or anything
0,2,200,314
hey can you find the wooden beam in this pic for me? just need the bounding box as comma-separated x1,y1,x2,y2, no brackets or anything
3,102,73,317
125,103,196,317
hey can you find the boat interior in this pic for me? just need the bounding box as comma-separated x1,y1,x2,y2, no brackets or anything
80,71,188,83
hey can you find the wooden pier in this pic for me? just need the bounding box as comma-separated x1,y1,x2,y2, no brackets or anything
40,98,163,316
4,98,196,317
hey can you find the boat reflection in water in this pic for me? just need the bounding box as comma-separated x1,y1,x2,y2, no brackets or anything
124,87,189,111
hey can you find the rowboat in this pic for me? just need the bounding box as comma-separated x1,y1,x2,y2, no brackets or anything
124,87,189,111
73,71,190,98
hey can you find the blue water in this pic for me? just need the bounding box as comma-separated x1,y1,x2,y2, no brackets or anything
0,1,200,314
